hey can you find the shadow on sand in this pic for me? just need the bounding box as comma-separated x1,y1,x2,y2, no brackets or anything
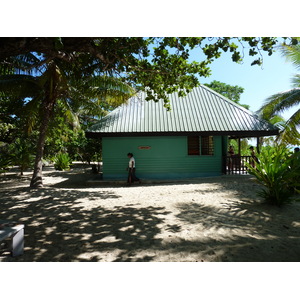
0,184,171,261
1,169,300,261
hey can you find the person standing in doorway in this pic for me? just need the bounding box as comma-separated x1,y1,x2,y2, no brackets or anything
228,145,235,156
127,153,140,185
249,146,258,168
228,145,235,171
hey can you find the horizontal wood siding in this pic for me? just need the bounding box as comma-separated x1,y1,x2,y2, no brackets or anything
102,136,222,179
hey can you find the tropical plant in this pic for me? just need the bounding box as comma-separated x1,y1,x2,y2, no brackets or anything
0,54,135,187
259,42,300,145
247,145,300,205
54,152,72,171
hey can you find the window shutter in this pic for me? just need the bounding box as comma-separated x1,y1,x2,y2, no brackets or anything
188,136,200,155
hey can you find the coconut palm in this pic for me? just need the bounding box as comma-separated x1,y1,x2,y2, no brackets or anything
259,43,300,145
0,53,135,187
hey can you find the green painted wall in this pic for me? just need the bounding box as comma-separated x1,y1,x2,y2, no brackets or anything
102,136,223,180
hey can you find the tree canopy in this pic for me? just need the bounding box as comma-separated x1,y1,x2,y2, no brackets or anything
204,80,249,109
1,37,298,108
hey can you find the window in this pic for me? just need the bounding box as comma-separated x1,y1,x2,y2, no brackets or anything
187,136,214,156
201,136,214,155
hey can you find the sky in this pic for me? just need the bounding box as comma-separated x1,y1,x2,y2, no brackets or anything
189,45,299,120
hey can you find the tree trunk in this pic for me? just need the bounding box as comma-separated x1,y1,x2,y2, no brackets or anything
30,96,56,188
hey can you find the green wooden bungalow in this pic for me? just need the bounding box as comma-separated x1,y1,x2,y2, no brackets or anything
86,85,279,180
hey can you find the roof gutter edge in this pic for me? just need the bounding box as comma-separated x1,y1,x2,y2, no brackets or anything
85,129,279,139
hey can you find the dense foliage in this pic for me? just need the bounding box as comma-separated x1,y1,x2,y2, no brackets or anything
247,146,300,205
204,80,249,109
0,52,135,187
1,37,298,107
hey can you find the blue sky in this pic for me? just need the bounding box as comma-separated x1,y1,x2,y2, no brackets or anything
190,46,299,120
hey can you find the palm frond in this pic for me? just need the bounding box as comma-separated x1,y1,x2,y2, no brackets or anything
275,109,300,145
22,95,43,134
259,88,300,119
280,44,300,71
291,74,300,87
269,114,286,125
87,75,136,105
0,74,42,99
2,53,44,75
286,107,300,128
276,126,300,146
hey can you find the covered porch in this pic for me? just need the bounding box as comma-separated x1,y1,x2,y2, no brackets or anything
223,136,262,175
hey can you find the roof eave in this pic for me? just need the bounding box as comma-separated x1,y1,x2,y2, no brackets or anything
85,129,279,139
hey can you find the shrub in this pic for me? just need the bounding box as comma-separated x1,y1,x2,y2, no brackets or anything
0,154,12,174
247,146,300,206
10,138,35,175
54,152,72,171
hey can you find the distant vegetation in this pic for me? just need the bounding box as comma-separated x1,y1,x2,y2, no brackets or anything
204,80,249,109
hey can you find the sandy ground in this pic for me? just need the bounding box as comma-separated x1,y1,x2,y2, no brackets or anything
1,164,300,262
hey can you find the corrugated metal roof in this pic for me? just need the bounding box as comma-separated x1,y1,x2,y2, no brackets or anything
86,85,279,137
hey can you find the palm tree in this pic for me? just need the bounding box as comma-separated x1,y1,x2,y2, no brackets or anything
259,43,300,145
0,53,135,187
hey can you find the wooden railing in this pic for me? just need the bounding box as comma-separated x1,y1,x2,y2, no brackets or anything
223,155,252,174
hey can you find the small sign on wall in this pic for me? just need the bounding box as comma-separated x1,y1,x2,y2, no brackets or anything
138,146,151,150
